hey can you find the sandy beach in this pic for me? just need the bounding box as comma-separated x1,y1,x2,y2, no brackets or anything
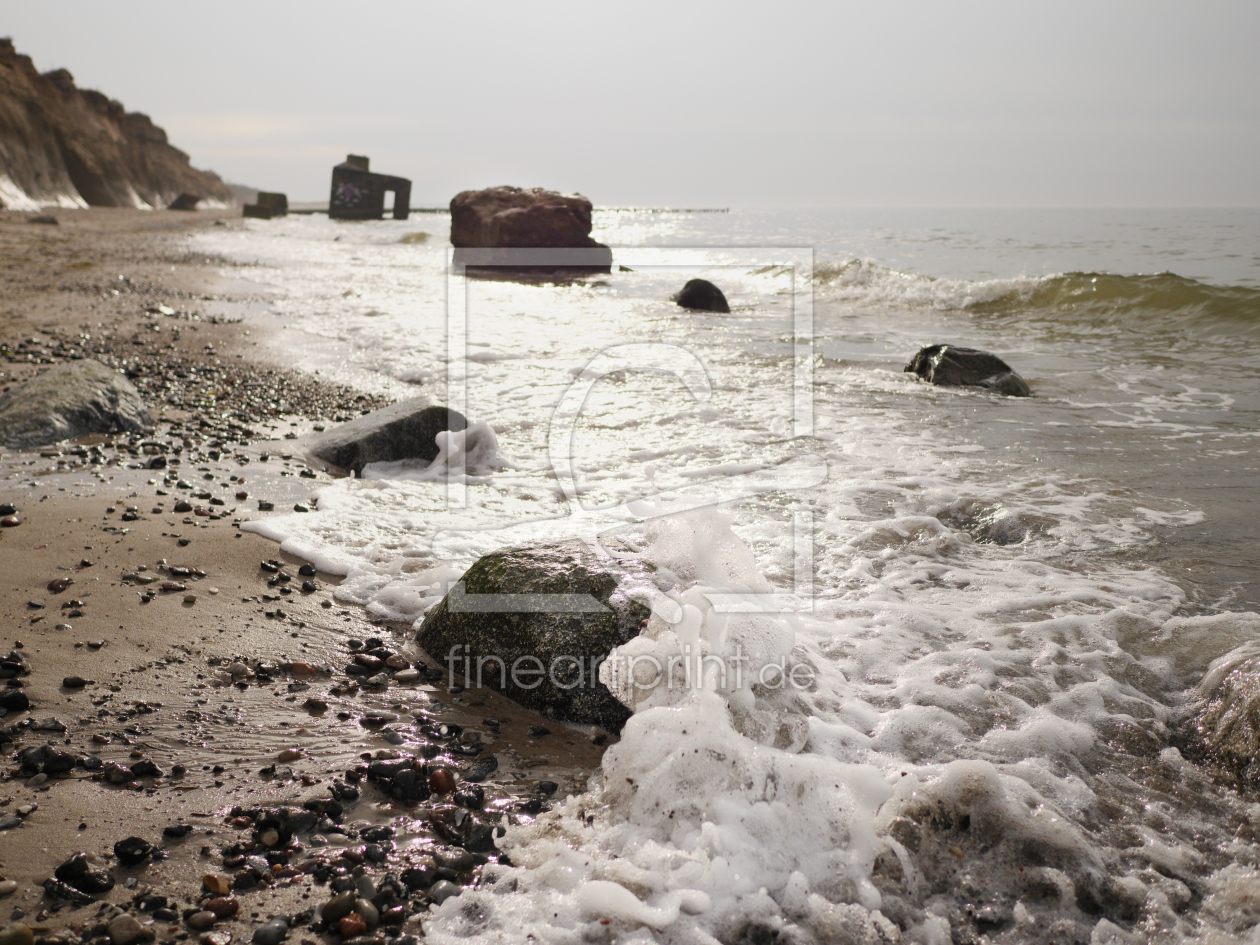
0,208,607,943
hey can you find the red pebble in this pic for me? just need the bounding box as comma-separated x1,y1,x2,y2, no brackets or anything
339,914,367,938
429,768,456,795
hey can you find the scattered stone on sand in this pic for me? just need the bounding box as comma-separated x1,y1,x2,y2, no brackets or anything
904,344,1031,396
673,278,731,313
62,675,87,688
0,880,17,897
415,539,656,730
307,398,467,476
0,358,153,449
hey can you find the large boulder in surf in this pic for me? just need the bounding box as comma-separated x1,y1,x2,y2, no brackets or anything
307,398,466,476
415,541,658,731
904,344,1030,396
673,278,730,313
0,359,152,449
449,186,612,272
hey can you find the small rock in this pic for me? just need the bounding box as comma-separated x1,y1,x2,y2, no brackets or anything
673,278,731,313
251,918,288,945
528,725,551,738
259,829,280,847
186,913,216,931
107,914,153,945
0,923,34,945
62,676,87,689
226,662,249,677
0,880,18,896
429,768,456,795
54,852,115,894
277,748,302,762
201,933,231,945
114,836,154,866
353,898,379,929
257,501,274,511
203,897,239,918
298,564,316,576
184,594,197,604
47,577,72,593
203,873,232,896
0,516,18,528
337,914,366,938
427,880,461,905
163,823,193,838
320,890,356,923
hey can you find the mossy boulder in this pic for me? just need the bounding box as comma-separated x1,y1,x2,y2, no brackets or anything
415,541,656,731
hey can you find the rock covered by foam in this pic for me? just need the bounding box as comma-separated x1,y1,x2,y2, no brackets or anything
415,539,657,730
306,398,466,476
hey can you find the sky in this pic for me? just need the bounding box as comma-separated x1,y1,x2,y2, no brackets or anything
7,0,1260,207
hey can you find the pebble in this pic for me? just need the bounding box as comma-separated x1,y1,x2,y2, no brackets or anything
226,662,249,677
337,915,366,938
353,898,379,929
204,897,239,918
251,918,288,945
393,669,421,683
107,914,153,945
276,748,302,762
203,873,231,896
0,923,33,945
200,933,231,945
429,768,456,795
428,880,461,905
62,676,87,688
259,829,280,847
184,594,197,604
0,880,18,896
186,913,216,931
321,890,355,922
0,516,18,528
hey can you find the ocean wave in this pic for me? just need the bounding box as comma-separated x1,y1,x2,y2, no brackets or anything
814,260,1260,333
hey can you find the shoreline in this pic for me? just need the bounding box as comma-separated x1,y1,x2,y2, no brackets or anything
0,208,608,941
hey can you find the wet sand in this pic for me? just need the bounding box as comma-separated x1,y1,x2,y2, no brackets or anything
0,209,608,942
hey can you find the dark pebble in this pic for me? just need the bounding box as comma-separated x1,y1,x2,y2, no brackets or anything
527,726,551,738
62,676,87,689
114,836,154,867
298,564,316,576
535,780,558,795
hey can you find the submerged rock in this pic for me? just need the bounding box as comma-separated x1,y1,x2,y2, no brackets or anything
673,278,730,313
904,344,1030,396
1189,642,1260,784
0,359,152,449
307,398,466,476
415,540,656,730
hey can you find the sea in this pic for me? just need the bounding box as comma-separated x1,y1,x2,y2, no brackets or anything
192,207,1260,944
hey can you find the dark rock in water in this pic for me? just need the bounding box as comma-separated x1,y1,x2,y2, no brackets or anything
415,540,656,731
54,852,115,894
113,836,153,866
673,279,730,313
0,359,152,449
307,398,466,476
449,186,612,272
904,344,1030,397
462,755,498,784
167,192,200,210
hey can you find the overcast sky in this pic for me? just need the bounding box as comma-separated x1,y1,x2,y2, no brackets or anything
8,0,1260,207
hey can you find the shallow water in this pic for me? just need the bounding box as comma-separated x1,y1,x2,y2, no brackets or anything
191,209,1260,943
